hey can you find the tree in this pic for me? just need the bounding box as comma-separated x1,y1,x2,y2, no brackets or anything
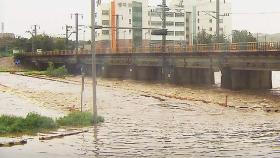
54,38,66,50
194,30,229,44
9,35,74,53
213,34,229,43
194,30,213,44
33,34,54,51
12,37,32,52
232,30,256,43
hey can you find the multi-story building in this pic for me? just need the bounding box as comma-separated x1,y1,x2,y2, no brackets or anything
95,0,232,52
96,0,149,52
146,6,192,47
181,0,232,43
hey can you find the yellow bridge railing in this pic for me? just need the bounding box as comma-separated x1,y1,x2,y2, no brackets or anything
23,42,280,56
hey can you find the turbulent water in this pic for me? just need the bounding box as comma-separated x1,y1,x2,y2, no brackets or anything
0,73,279,158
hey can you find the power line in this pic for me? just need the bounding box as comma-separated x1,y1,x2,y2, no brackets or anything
230,11,280,15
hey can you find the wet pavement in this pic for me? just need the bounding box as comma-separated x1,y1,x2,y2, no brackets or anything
0,73,279,157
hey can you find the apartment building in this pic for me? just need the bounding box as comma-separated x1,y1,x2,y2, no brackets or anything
181,0,232,42
96,0,149,52
95,0,232,51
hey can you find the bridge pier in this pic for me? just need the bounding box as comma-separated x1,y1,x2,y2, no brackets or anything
135,66,162,81
99,65,135,79
221,68,272,90
173,68,214,85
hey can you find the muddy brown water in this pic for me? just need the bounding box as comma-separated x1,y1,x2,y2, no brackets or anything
0,73,279,157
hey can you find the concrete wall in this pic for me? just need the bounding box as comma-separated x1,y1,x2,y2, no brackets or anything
222,68,272,90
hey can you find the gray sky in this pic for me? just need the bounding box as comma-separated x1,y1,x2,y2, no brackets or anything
1,0,280,40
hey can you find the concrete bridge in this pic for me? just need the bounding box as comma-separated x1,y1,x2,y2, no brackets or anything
19,43,280,90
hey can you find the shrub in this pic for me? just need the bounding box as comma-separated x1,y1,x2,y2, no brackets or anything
0,112,104,136
57,112,104,127
46,62,68,78
0,113,56,135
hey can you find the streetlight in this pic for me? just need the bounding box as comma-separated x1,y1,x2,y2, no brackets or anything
91,0,97,119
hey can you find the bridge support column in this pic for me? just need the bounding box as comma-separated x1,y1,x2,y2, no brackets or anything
162,66,175,83
135,66,162,81
99,65,137,79
221,68,272,90
174,68,214,85
248,71,272,89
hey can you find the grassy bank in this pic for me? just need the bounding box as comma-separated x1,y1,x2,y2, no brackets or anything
0,112,104,136
24,62,68,78
0,57,27,72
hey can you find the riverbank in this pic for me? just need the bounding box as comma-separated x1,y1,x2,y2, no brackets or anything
21,73,279,113
97,78,280,112
0,57,27,72
0,73,279,157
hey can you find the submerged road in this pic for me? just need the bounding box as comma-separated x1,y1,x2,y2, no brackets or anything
0,73,279,158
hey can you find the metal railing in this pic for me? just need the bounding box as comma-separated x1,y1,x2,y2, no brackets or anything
23,42,280,56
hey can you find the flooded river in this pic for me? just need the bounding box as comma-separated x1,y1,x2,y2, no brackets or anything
0,73,279,157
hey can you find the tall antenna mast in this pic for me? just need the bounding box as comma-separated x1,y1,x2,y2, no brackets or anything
1,22,4,33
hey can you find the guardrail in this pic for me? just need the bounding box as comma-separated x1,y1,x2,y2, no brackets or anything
23,42,280,56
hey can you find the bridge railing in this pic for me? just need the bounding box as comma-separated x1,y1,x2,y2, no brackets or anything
22,42,280,56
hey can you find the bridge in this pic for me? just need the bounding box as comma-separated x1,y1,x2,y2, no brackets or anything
19,42,280,90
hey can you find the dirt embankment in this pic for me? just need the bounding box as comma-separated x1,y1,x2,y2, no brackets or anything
0,57,26,72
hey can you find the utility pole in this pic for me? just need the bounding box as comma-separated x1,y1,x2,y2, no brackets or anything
91,0,98,118
112,14,122,53
71,13,83,54
64,25,73,50
34,25,38,37
216,0,220,43
26,25,40,53
116,15,120,52
162,0,167,53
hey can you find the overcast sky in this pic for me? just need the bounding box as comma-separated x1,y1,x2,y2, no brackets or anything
1,0,280,40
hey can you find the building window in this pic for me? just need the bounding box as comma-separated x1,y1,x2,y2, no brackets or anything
129,19,132,24
197,11,200,16
102,30,109,35
209,19,212,23
151,21,162,26
129,9,132,14
166,21,174,26
209,27,213,31
197,19,200,23
175,31,185,36
167,31,174,36
198,26,200,31
123,3,126,7
175,22,184,27
175,13,184,17
102,10,109,15
102,20,109,26
166,12,174,17
118,3,122,7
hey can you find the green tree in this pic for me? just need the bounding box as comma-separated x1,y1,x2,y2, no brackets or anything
53,38,66,50
213,34,229,43
33,35,54,51
12,37,32,52
194,30,213,44
232,30,256,43
194,30,229,44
